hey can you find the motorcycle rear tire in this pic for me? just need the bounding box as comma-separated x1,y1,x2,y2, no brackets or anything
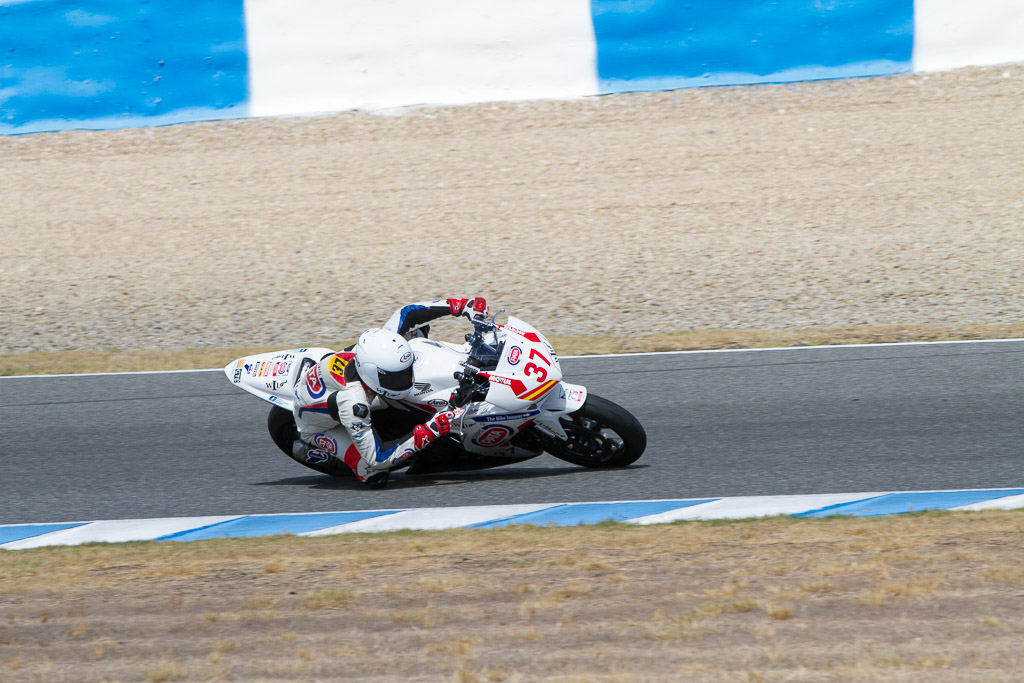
267,405,354,478
543,394,646,468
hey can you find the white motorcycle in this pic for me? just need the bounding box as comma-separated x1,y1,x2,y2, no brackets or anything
225,313,646,479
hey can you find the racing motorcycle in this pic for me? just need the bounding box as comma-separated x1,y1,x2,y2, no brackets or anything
224,312,646,479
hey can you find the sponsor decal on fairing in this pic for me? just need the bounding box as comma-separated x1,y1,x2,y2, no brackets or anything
507,345,522,365
484,373,527,396
472,410,540,423
520,379,559,402
502,324,542,343
472,425,515,447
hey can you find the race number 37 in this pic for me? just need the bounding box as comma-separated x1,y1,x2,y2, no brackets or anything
524,347,550,382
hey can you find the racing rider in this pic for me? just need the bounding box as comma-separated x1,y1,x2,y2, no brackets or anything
291,298,488,487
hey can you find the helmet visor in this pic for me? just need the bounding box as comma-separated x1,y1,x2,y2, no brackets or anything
377,365,414,392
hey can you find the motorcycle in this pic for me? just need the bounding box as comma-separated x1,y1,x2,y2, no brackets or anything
224,312,646,480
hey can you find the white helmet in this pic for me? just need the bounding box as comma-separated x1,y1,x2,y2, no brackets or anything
354,328,415,399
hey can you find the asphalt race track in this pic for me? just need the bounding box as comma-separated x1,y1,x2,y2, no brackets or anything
1,341,1021,525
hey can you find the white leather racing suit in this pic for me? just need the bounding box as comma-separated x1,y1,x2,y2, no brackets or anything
291,351,443,482
291,298,484,482
383,297,487,337
380,298,540,461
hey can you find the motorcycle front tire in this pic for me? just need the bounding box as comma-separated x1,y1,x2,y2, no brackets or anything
542,394,647,468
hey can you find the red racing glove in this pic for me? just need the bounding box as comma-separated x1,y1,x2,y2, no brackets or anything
447,298,469,316
447,297,488,320
412,410,456,451
469,297,488,320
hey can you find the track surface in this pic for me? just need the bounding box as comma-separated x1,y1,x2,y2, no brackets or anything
2,342,1022,525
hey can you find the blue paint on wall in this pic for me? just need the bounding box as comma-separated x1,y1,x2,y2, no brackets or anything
470,499,716,528
0,522,86,545
0,0,248,133
159,511,399,542
795,489,1024,518
591,0,914,93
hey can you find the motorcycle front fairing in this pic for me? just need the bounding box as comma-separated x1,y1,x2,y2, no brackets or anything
530,381,588,440
456,379,586,453
458,402,543,455
457,317,587,450
479,317,562,411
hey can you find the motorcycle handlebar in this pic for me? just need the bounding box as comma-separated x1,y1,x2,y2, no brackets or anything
451,311,504,409
450,368,487,409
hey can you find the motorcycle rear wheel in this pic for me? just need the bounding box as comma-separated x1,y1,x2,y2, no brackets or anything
267,405,353,478
541,395,647,468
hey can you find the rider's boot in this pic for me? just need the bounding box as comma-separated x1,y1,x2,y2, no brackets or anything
349,455,392,489
364,471,390,489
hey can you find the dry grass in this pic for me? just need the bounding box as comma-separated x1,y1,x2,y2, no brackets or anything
242,596,280,610
2,322,1022,376
0,345,282,377
763,603,795,620
91,639,117,660
387,606,445,628
856,572,947,605
983,565,1024,585
298,587,356,609
2,511,1024,680
426,635,482,657
145,663,191,682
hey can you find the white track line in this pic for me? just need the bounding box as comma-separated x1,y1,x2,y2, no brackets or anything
0,368,222,380
562,337,1024,360
2,338,1021,379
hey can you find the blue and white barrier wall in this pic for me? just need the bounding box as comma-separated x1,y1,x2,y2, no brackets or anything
3,0,1023,134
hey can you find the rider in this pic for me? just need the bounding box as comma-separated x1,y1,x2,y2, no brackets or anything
291,297,489,487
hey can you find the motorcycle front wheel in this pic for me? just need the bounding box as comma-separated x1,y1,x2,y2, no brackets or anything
540,395,647,468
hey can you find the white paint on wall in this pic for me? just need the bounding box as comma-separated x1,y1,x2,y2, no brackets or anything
244,0,598,117
914,0,1024,72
